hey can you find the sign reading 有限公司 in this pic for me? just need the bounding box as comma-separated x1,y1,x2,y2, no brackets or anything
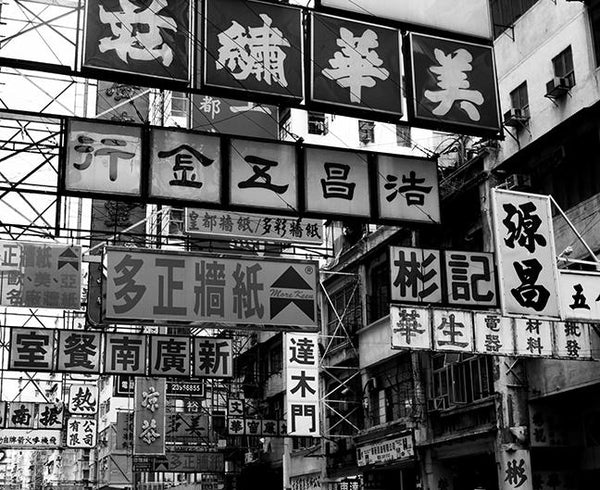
0,241,81,310
318,0,493,39
286,332,320,437
492,189,560,318
103,248,318,329
66,416,98,449
356,433,414,467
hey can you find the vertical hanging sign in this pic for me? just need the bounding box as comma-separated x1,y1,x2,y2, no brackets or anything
285,333,319,437
134,377,166,455
492,189,560,318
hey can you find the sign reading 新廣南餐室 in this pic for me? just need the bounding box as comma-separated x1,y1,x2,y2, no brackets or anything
104,248,318,329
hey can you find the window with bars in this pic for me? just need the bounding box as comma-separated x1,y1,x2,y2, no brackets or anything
308,112,328,135
509,82,530,117
358,120,375,144
366,256,390,324
169,91,189,119
552,46,575,87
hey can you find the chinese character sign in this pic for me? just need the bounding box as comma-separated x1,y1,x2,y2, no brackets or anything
553,321,592,360
514,318,553,357
229,139,298,212
150,335,191,377
473,312,514,356
37,403,64,430
57,330,101,373
64,119,143,196
319,0,492,39
6,402,35,429
193,338,232,378
83,0,190,82
559,270,600,322
310,13,402,117
104,248,318,328
377,155,440,224
203,0,303,100
444,251,497,307
432,309,474,353
390,306,431,350
285,333,319,437
0,241,81,310
390,247,442,304
191,96,278,139
9,328,55,371
304,147,370,218
409,33,500,133
104,333,147,375
68,384,99,415
66,416,98,449
95,81,150,124
492,189,560,318
149,129,221,203
185,208,323,245
134,377,166,455
501,449,533,490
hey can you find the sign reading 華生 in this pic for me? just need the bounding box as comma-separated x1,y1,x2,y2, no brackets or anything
104,248,319,329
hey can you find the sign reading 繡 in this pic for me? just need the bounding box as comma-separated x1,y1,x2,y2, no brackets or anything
104,248,318,329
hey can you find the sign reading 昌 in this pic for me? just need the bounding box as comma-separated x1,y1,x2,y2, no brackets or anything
83,0,190,82
409,33,500,134
134,377,166,456
203,0,304,101
492,189,560,318
185,208,323,245
310,13,402,118
104,248,318,329
0,241,81,310
285,333,320,437
318,0,493,39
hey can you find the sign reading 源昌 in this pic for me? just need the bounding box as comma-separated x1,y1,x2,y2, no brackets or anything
66,416,98,449
409,33,500,134
83,0,190,82
185,209,323,245
356,433,414,467
492,189,560,318
286,333,319,437
318,0,493,39
64,119,143,197
134,377,166,456
310,13,402,118
0,241,81,309
203,0,303,101
104,248,318,329
390,305,593,360
390,247,497,307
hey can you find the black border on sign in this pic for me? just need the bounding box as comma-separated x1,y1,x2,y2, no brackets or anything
80,0,192,85
7,328,56,373
201,0,305,102
55,329,103,374
148,334,193,378
405,31,502,138
308,11,404,120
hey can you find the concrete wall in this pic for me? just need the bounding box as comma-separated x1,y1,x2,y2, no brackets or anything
358,315,397,369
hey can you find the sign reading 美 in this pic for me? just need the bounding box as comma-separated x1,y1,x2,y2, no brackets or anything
104,248,318,329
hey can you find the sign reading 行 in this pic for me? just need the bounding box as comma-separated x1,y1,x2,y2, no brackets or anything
0,241,81,309
185,208,323,245
286,333,320,437
318,0,493,39
134,378,166,456
492,189,560,318
104,248,318,329
83,0,190,82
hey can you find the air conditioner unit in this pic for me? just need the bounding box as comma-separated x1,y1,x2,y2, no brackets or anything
545,76,572,99
427,396,448,412
503,173,531,190
503,108,529,127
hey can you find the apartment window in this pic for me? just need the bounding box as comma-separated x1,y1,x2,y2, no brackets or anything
307,112,328,135
552,46,575,87
358,120,375,144
366,257,390,324
170,91,189,119
269,344,282,374
396,125,412,147
509,82,529,117
490,0,539,39
591,0,600,66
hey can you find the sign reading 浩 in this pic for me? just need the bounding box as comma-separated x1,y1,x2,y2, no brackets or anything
185,208,323,245
285,333,320,437
390,305,593,360
0,241,81,309
104,248,318,329
83,0,190,82
8,327,234,378
492,189,561,318
61,118,440,226
318,0,493,39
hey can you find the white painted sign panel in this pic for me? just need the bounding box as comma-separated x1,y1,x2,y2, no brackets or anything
559,270,600,322
390,305,431,350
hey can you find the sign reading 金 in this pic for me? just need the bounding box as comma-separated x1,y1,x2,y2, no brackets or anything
104,248,318,329
492,189,560,318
